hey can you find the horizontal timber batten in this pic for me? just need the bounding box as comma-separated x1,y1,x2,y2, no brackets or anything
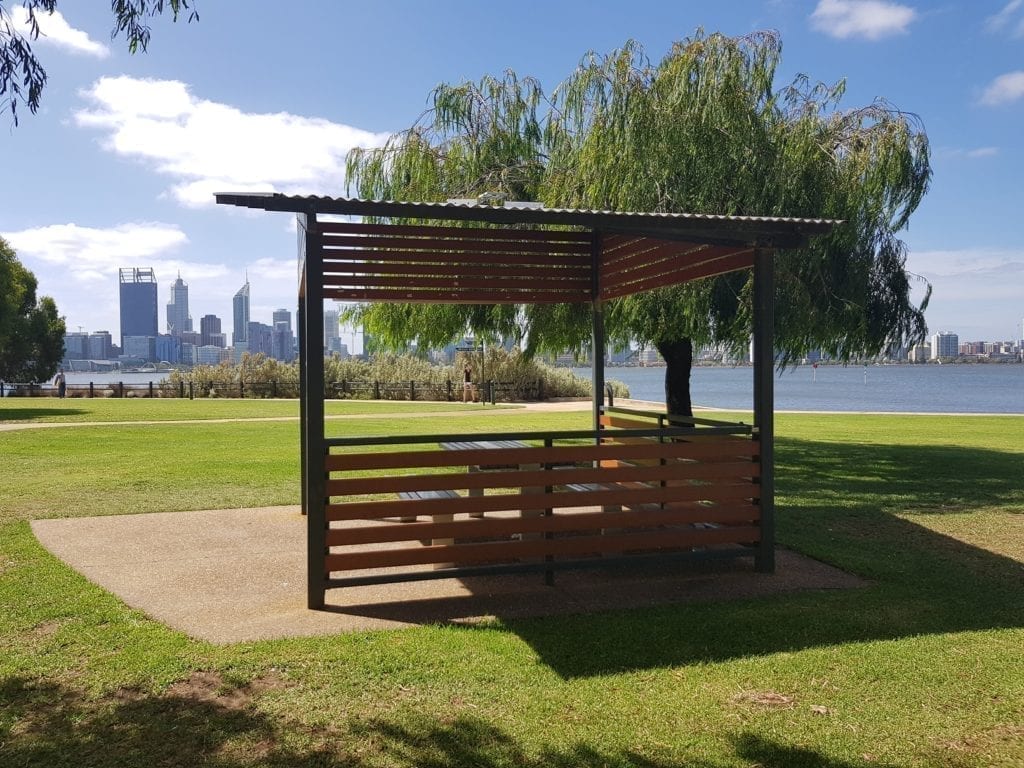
320,233,591,255
326,526,760,572
323,261,590,279
323,288,589,304
322,249,591,267
601,251,756,300
323,274,590,291
317,220,592,243
326,506,759,547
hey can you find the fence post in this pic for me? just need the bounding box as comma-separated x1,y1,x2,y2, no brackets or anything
149,381,154,398
410,380,415,401
373,380,380,400
179,380,185,398
119,381,124,398
240,380,245,399
0,382,4,397
605,382,614,408
87,382,93,398
446,378,452,401
537,378,544,401
189,381,194,400
272,380,278,398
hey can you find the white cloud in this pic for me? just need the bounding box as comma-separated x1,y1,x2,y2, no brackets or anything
909,248,1024,301
810,0,917,40
74,77,391,208
980,71,1024,106
965,147,999,158
10,6,110,58
938,146,1000,159
985,0,1024,37
2,222,188,271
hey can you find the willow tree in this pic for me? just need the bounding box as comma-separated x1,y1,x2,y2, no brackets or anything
345,30,931,415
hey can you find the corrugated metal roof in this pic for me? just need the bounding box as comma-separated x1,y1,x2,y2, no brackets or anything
215,193,840,249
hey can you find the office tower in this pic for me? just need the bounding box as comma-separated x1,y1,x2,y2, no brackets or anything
88,331,112,360
200,314,222,347
166,273,192,336
232,277,250,346
119,268,158,348
272,308,292,332
247,321,274,357
63,332,89,360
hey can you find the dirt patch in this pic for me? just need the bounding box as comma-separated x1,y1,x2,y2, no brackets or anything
165,670,292,711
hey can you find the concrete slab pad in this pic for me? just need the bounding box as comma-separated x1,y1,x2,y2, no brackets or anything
32,506,864,644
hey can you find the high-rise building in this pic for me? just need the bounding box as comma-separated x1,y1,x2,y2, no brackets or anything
63,332,89,360
930,332,959,360
119,268,158,348
247,321,274,357
166,273,192,336
272,308,292,332
232,277,250,345
324,307,340,354
88,331,113,360
200,314,222,347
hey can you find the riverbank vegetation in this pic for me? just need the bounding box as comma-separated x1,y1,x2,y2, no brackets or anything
2,407,1022,766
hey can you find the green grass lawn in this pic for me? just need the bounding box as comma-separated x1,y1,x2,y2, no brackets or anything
1,406,1022,767
0,397,515,424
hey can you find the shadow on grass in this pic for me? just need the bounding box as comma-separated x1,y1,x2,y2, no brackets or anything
0,678,893,768
506,438,1023,678
0,407,87,421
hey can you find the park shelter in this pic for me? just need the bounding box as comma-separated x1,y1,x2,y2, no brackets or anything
216,193,837,609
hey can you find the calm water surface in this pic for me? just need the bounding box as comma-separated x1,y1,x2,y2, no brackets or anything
582,364,1023,414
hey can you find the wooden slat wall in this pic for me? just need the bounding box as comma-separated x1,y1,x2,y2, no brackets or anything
323,421,760,582
318,221,593,304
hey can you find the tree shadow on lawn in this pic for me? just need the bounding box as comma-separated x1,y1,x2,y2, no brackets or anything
508,438,1024,678
0,676,893,768
0,406,87,421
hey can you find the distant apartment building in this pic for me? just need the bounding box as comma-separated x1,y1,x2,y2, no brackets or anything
930,332,959,360
166,273,192,336
324,307,340,354
909,343,931,363
196,345,225,365
119,268,158,349
155,334,181,364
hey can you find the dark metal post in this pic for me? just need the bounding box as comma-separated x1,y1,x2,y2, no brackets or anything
753,248,775,573
410,380,415,401
89,382,94,398
149,381,154,398
302,212,328,609
119,381,124,398
591,232,605,436
188,381,193,400
240,380,245,399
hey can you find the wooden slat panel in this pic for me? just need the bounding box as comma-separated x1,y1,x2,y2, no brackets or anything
323,274,590,291
601,240,695,277
318,221,592,243
325,483,756,522
601,251,755,300
326,438,757,472
600,414,660,430
324,260,590,279
600,237,663,265
324,288,588,304
603,244,739,287
326,525,760,571
327,505,759,546
322,248,591,267
321,233,591,254
326,460,757,496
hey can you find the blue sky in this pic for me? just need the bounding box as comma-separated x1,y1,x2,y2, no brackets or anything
1,0,1022,346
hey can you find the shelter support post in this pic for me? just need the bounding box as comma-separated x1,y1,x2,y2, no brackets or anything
301,213,328,608
591,231,604,434
752,247,775,573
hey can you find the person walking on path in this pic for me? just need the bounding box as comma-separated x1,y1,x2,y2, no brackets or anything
54,369,66,399
462,365,473,403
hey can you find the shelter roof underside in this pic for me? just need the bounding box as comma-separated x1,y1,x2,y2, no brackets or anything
216,194,840,304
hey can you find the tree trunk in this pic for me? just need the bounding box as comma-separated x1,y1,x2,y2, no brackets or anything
655,338,693,417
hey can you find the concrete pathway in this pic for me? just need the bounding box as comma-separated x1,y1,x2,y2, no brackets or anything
31,505,863,644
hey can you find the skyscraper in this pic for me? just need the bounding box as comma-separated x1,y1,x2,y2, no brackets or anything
119,267,158,348
200,314,222,347
232,277,250,346
324,306,340,354
166,272,192,336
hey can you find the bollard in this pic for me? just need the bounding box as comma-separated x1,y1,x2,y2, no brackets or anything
89,382,94,398
179,380,185,398
119,381,124,398
149,381,154,398
373,380,380,400
189,381,194,400
410,380,416,401
605,382,614,408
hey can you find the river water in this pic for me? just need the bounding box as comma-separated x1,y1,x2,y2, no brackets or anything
50,365,1024,414
582,364,1023,414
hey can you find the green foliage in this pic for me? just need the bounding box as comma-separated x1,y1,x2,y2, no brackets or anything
0,0,197,124
0,236,65,382
163,351,614,401
345,30,931,373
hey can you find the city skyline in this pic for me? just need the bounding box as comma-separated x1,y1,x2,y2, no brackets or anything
1,3,1022,343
